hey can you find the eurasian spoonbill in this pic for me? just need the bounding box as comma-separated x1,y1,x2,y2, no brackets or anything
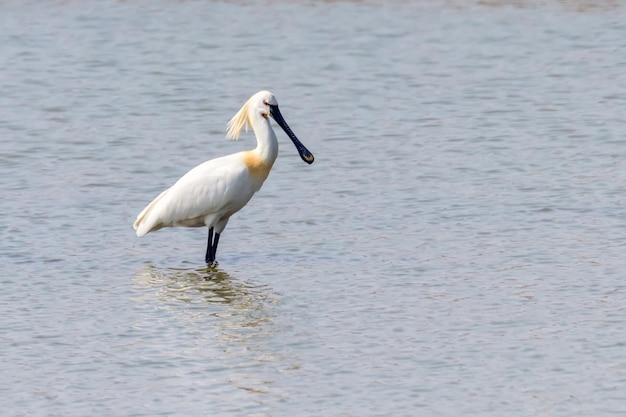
133,91,314,263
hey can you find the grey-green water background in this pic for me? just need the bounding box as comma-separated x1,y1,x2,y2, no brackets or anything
2,1,626,416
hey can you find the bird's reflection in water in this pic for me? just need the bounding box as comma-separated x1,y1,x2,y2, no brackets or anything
132,264,290,397
132,264,277,337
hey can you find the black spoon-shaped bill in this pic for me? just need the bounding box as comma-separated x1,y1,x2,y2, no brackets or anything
269,105,314,164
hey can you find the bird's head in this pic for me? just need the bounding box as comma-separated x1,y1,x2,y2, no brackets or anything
253,90,278,120
226,91,314,164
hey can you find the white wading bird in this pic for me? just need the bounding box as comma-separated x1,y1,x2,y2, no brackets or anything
133,91,314,263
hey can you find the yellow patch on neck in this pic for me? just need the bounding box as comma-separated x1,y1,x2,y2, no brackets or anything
242,151,273,183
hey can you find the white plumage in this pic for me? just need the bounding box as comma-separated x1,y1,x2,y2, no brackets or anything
133,90,314,263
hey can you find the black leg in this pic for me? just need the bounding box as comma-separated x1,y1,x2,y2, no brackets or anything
205,227,215,263
205,227,221,264
210,232,220,262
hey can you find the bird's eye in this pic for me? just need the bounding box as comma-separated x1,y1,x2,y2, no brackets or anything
263,100,269,105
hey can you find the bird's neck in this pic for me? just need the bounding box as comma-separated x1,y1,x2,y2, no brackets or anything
251,116,279,164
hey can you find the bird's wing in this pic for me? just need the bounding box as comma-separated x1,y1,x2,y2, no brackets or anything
134,153,253,236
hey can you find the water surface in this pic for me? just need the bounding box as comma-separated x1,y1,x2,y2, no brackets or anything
1,1,626,416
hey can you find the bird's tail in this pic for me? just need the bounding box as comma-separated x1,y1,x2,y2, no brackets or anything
133,188,169,237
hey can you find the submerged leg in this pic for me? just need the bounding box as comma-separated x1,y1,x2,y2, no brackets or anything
205,227,221,263
205,227,215,263
210,233,220,262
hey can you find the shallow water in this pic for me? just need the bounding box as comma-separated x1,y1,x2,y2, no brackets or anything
2,1,626,416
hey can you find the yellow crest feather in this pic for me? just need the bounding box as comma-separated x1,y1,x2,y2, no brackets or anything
226,97,252,140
